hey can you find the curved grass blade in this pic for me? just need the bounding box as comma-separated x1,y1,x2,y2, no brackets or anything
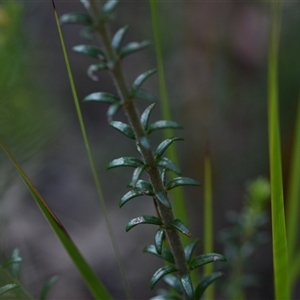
0,137,112,300
267,2,290,299
40,276,59,300
52,2,132,298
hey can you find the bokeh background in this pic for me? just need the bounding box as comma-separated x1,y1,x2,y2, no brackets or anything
1,1,300,299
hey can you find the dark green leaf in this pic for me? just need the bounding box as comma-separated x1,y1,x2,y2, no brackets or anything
0,283,19,296
109,121,135,139
40,276,59,300
119,190,144,208
155,137,184,160
150,296,181,300
160,169,167,186
10,249,21,279
120,41,151,59
141,103,156,130
107,103,121,121
60,12,93,26
180,273,194,300
195,272,223,299
163,274,182,294
150,265,178,289
144,245,175,264
102,0,119,14
135,180,153,193
132,69,157,92
166,177,200,191
107,157,144,169
171,219,191,237
155,191,171,209
154,228,165,255
130,166,146,187
189,253,226,270
133,89,157,102
80,26,95,41
126,215,163,232
72,45,106,59
112,25,129,52
87,63,108,81
156,157,181,175
148,120,183,134
184,238,201,263
139,135,151,150
84,92,119,104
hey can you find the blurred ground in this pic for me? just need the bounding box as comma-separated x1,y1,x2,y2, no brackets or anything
1,1,300,299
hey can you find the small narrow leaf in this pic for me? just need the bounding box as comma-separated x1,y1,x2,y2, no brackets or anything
132,69,157,92
109,121,135,139
80,26,95,41
84,92,119,104
40,276,59,300
150,295,181,300
171,219,191,237
87,63,108,81
195,272,223,299
163,274,182,294
154,228,165,255
155,191,171,209
166,177,200,191
141,103,156,130
126,215,163,232
102,0,119,14
130,166,146,187
107,103,121,121
148,120,183,134
139,135,151,150
156,157,181,175
189,253,226,270
160,169,167,186
119,190,144,208
184,238,201,263
133,89,157,102
107,157,144,169
135,180,154,194
0,284,19,296
155,137,184,160
112,25,129,52
150,265,178,289
143,245,175,264
60,12,93,26
73,45,106,59
180,273,194,300
120,41,151,59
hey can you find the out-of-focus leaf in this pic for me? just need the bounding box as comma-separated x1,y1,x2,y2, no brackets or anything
126,215,163,232
84,92,119,104
150,296,181,300
148,120,183,134
132,69,157,92
150,265,178,289
102,0,119,15
170,219,191,237
189,253,226,270
109,121,135,139
40,276,59,300
156,157,181,175
87,63,108,81
72,45,106,59
112,25,129,52
144,245,175,264
107,103,121,121
195,272,223,299
60,12,93,26
80,26,95,40
141,103,156,130
163,274,182,294
139,135,151,150
155,137,183,160
120,41,151,59
166,177,200,191
154,228,165,255
184,238,201,263
155,191,171,208
133,89,157,102
107,157,144,169
180,273,194,300
0,284,19,296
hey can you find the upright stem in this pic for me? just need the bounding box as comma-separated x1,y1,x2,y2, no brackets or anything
90,1,191,297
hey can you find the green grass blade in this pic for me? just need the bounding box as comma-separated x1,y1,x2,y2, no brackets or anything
203,145,214,299
51,1,132,298
267,2,290,299
149,0,189,242
0,137,112,300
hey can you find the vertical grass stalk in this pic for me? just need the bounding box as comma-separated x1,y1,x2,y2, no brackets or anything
52,2,132,298
268,2,290,299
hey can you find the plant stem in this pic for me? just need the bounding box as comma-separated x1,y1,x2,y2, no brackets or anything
90,1,191,297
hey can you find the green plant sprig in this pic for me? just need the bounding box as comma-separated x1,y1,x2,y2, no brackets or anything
60,0,225,298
